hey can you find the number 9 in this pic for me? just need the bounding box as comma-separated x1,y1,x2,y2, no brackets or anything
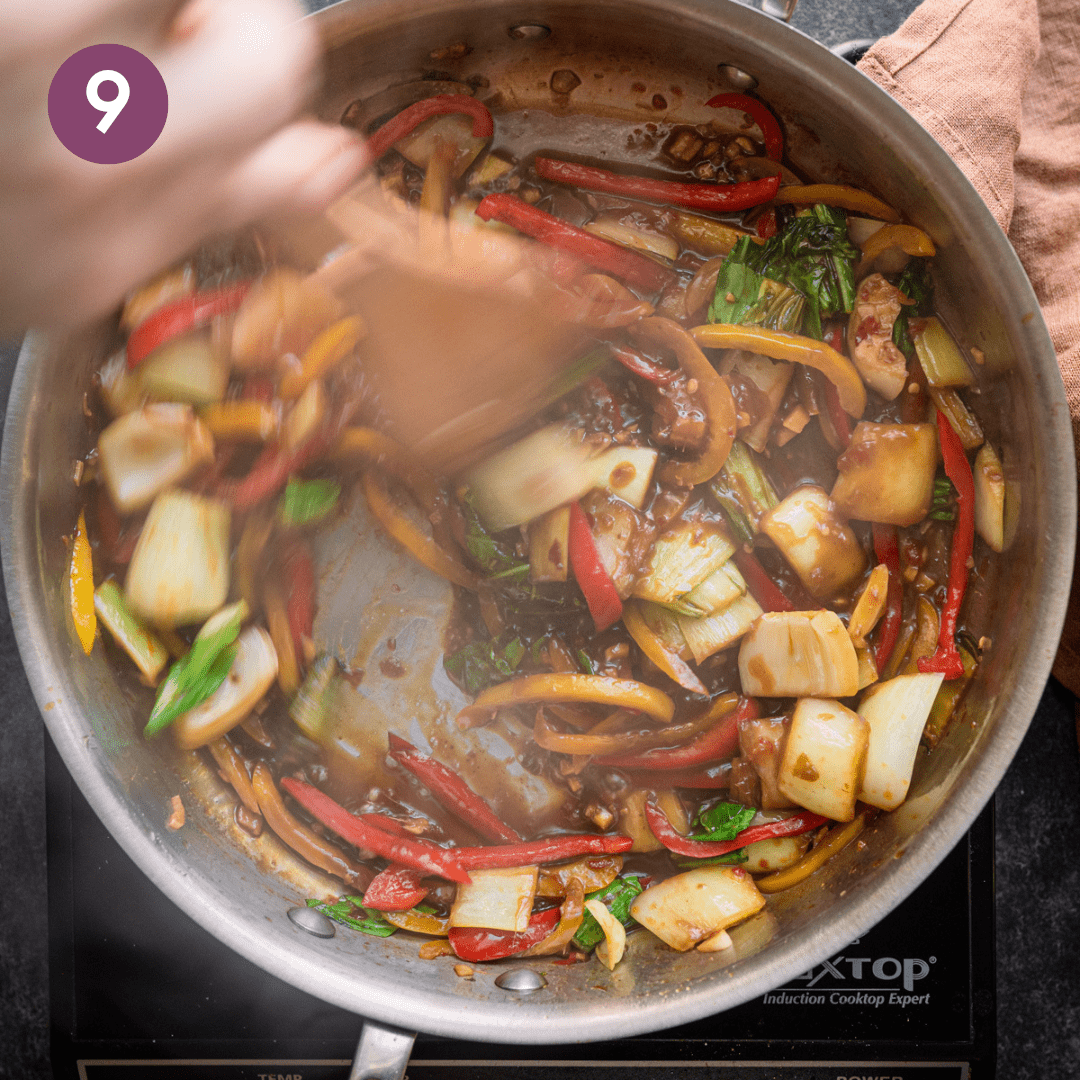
86,69,130,134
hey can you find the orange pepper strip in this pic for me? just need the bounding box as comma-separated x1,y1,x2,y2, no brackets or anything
622,600,706,695
457,673,675,729
755,812,867,894
858,223,935,264
362,469,479,590
69,509,96,655
200,401,278,441
280,315,366,400
772,184,901,222
691,323,867,418
631,316,737,487
383,909,450,936
335,427,440,512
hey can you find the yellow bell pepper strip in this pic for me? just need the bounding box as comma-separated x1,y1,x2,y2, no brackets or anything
631,316,737,486
69,509,96,654
622,600,706,695
456,672,675,729
279,315,366,400
755,811,868,894
200,400,278,441
533,699,728,757
691,323,867,418
382,908,450,936
772,184,901,223
361,469,478,589
857,223,935,271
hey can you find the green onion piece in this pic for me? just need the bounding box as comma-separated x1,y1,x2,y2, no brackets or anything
94,579,169,682
144,602,246,737
305,897,397,937
279,476,342,527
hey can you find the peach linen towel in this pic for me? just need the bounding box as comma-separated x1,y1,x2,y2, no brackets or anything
858,0,1080,693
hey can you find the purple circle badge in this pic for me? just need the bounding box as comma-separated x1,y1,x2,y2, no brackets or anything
48,44,168,165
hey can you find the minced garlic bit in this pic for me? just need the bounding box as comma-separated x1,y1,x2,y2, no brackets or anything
979,635,993,651
971,346,986,365
166,795,186,830
454,964,475,979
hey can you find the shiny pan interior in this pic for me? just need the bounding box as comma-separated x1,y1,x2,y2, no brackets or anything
1,0,1074,1045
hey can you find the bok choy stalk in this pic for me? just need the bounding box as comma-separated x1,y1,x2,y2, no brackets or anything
631,518,735,611
125,490,231,627
94,580,169,682
708,439,779,543
709,205,858,339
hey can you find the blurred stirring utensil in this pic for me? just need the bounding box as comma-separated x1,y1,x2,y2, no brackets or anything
305,178,595,471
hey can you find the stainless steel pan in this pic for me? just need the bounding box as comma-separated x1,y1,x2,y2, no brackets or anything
2,0,1074,1076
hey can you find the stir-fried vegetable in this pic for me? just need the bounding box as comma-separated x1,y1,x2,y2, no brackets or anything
69,79,1002,974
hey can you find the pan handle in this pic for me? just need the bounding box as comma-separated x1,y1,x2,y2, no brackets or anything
349,1020,417,1080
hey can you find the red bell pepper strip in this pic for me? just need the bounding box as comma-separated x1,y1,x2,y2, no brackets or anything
534,156,780,215
871,523,903,673
452,834,633,870
705,93,784,161
645,796,827,859
567,500,624,632
363,865,429,911
598,696,757,770
918,410,975,679
448,908,561,962
733,549,795,613
217,425,333,509
126,282,250,369
365,94,494,162
388,733,522,843
358,813,411,837
283,542,315,662
475,194,675,294
609,344,679,385
279,777,471,883
756,209,778,239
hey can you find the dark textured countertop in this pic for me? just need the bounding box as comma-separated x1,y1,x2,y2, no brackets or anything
2,1,1079,1075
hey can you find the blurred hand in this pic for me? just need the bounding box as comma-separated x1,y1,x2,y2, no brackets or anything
0,0,367,334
